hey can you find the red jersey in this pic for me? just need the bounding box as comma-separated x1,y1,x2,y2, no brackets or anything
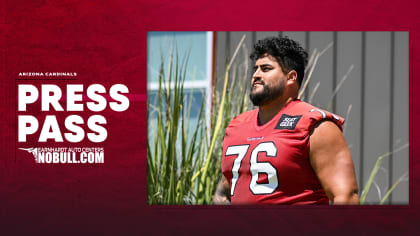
221,99,344,205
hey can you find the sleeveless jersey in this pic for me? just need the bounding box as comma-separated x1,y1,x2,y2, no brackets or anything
221,99,345,204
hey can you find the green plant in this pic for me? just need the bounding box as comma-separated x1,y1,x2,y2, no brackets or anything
147,35,248,204
359,143,409,204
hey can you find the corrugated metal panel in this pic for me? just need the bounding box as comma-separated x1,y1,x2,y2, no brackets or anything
364,32,392,204
215,31,409,204
392,32,409,204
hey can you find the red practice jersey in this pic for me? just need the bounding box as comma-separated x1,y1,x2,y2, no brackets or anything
221,99,345,204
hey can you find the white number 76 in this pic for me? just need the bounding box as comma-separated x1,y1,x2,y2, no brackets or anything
225,142,278,196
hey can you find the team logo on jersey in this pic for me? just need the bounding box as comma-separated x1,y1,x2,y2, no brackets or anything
275,114,302,130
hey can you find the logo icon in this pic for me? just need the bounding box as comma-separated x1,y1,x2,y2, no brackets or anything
19,147,39,162
275,114,302,130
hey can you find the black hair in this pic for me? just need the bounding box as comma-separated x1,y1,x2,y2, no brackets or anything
250,35,308,86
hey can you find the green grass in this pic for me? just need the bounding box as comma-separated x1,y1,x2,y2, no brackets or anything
147,36,248,204
359,143,409,204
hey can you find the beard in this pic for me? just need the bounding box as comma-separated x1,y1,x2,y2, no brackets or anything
249,81,285,106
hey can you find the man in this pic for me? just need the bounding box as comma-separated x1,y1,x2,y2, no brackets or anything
213,36,359,205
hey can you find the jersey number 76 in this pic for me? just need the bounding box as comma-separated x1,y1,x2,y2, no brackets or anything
225,142,278,196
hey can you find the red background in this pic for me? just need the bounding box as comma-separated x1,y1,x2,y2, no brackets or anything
1,0,419,234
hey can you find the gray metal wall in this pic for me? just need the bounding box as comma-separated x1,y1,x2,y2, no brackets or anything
215,31,409,204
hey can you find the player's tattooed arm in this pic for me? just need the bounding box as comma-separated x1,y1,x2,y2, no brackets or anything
309,120,360,205
212,175,231,205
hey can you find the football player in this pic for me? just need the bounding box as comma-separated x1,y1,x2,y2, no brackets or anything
213,35,359,205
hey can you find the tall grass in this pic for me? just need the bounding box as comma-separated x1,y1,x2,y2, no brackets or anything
359,143,409,204
147,36,248,204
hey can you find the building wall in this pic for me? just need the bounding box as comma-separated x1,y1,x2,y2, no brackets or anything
215,31,409,204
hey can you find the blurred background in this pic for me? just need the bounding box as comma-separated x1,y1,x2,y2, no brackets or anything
147,31,409,205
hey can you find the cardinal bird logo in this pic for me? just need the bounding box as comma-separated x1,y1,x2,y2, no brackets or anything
19,148,39,162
